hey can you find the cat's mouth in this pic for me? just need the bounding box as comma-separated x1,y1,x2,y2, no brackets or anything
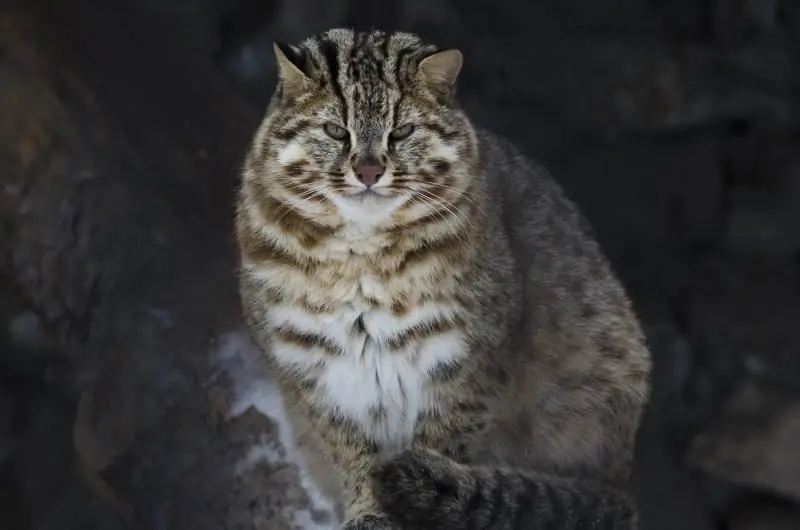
345,187,396,200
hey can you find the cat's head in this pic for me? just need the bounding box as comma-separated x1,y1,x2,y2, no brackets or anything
250,28,478,228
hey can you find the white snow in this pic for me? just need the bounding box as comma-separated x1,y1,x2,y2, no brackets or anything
212,330,340,530
233,435,285,476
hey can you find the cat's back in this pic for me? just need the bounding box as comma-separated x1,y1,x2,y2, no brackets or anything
475,126,646,348
475,128,578,231
469,128,651,479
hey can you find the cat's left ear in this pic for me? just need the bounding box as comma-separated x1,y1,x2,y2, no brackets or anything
417,49,463,99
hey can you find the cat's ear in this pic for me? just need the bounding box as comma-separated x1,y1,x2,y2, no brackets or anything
417,49,463,99
273,42,313,96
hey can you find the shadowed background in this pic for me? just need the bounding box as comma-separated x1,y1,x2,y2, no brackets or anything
1,0,799,529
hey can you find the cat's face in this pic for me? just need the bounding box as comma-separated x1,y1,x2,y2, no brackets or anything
253,29,477,227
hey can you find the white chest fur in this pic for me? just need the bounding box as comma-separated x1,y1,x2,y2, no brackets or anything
267,296,467,449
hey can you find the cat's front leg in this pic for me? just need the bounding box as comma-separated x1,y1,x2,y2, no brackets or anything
308,413,399,529
273,375,397,528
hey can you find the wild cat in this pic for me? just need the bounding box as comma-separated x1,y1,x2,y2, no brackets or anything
235,28,650,529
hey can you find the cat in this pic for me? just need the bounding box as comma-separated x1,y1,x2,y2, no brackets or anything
235,28,650,529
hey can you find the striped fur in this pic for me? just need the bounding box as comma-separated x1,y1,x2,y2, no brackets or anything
236,28,651,529
372,448,639,530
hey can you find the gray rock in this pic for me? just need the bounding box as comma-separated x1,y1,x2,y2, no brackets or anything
686,254,800,390
0,384,16,463
728,503,800,530
545,133,724,310
7,311,49,352
632,429,716,530
687,381,800,503
642,320,695,422
722,132,800,257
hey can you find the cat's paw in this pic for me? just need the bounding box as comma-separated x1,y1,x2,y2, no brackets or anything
370,448,468,516
342,513,397,530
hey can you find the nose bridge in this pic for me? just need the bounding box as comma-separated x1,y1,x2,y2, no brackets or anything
353,99,385,162
354,123,381,159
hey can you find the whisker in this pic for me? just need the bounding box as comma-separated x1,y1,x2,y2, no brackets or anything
422,181,485,215
390,173,483,215
420,186,475,235
403,186,470,238
271,193,315,223
415,188,471,237
271,185,330,224
404,192,456,236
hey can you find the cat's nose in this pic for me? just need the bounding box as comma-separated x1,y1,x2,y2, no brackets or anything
355,164,385,187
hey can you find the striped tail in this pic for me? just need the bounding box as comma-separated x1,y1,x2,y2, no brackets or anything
371,449,638,530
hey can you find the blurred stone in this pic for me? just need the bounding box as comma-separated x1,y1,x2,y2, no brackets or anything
721,132,800,257
547,134,723,310
720,490,800,530
642,319,695,422
463,0,796,133
652,0,711,39
632,428,715,530
10,390,108,530
73,356,137,473
219,0,800,135
7,311,48,352
3,310,52,378
686,254,800,388
784,1,800,37
0,384,16,462
136,0,222,58
728,502,800,530
0,457,31,530
723,188,800,257
221,0,347,90
677,39,796,127
0,1,274,528
687,381,800,502
713,0,781,44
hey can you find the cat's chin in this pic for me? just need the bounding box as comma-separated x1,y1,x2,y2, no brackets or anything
331,190,406,225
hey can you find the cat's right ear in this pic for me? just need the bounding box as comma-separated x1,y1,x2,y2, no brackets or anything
273,42,313,96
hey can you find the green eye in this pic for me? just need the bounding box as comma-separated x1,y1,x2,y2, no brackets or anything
324,123,348,140
389,124,415,140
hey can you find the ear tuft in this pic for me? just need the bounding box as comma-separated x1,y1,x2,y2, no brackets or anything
417,49,463,98
273,42,312,96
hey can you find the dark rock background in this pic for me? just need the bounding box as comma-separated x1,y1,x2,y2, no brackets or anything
1,0,799,528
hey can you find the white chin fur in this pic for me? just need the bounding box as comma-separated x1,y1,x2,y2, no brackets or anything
328,192,406,227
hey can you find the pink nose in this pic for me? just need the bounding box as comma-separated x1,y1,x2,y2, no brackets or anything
355,164,385,187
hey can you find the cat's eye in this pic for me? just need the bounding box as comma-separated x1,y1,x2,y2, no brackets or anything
323,123,348,140
389,124,415,141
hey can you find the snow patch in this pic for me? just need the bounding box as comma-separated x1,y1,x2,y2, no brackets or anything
212,331,340,530
233,436,285,476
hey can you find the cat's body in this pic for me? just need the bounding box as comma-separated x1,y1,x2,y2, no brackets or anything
236,28,650,529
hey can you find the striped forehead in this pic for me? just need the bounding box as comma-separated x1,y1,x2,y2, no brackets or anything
302,30,425,120
304,29,421,83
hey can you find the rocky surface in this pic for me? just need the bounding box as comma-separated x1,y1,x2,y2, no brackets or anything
1,0,799,529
